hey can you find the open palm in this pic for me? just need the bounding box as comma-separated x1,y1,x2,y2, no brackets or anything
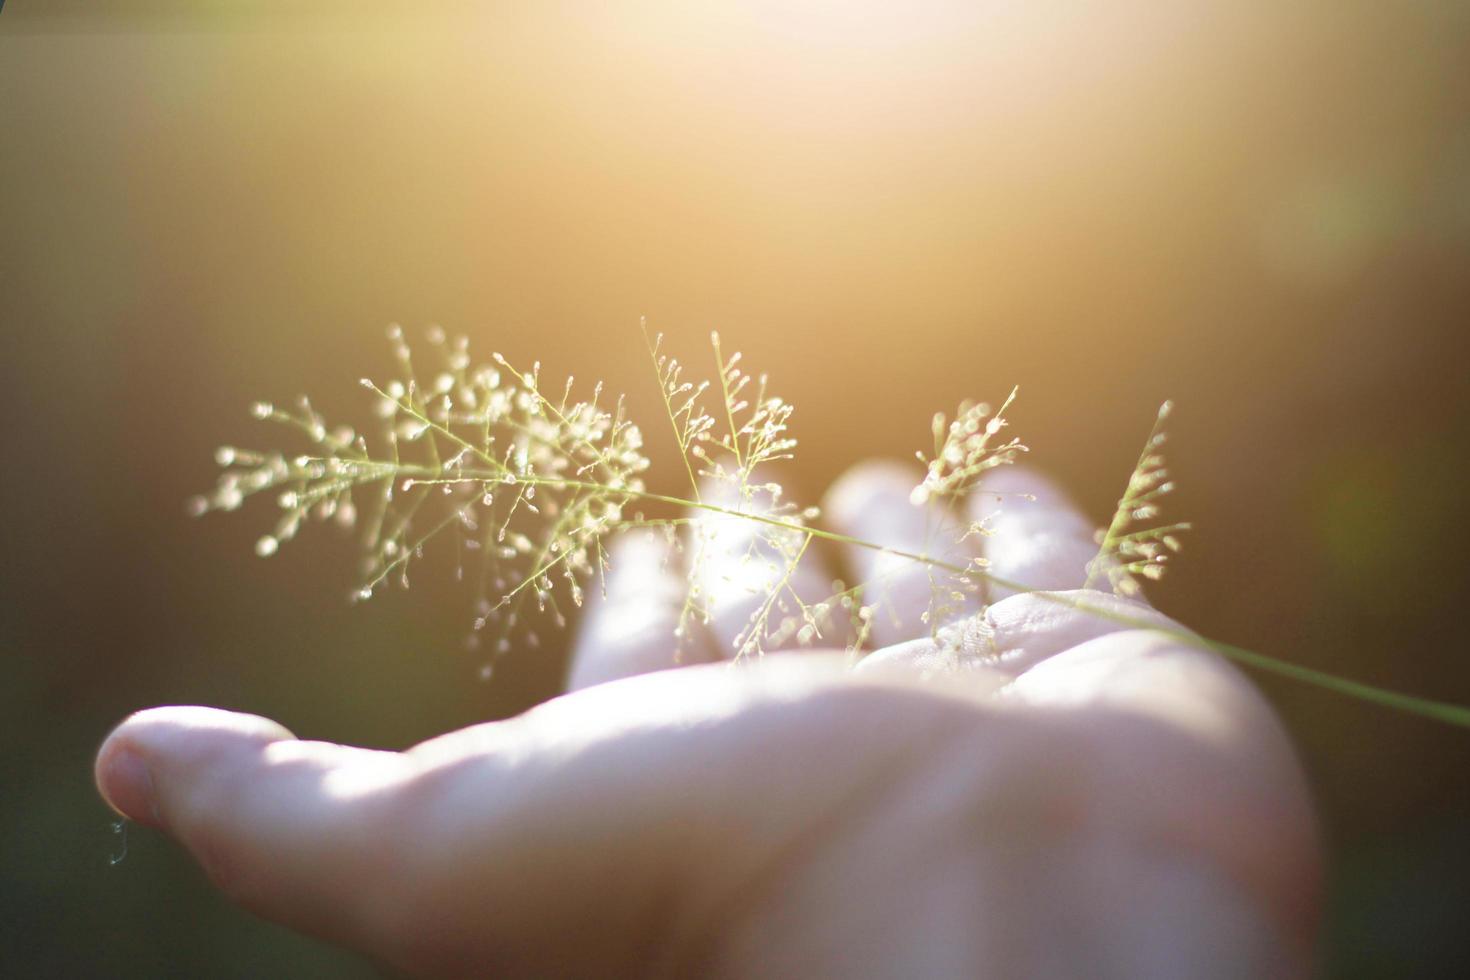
96,463,1319,978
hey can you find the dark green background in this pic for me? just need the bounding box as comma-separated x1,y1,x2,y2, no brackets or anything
3,2,1468,976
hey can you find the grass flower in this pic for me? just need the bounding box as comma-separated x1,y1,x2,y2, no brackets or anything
189,324,1470,729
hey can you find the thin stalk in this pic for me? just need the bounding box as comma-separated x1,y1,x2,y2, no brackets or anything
307,452,1470,728
642,325,703,504
711,331,744,472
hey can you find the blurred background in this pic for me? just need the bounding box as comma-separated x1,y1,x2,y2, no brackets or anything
2,1,1468,975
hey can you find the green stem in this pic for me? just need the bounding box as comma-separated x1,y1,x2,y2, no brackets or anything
319,456,1470,730
1187,633,1470,728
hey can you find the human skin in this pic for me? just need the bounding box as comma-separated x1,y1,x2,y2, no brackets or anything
94,464,1321,977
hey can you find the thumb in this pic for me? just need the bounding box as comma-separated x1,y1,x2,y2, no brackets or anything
95,706,410,957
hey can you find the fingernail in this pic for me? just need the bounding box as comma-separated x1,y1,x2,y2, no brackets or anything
99,748,161,828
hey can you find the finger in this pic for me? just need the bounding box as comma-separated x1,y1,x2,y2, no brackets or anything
689,476,842,658
856,466,1167,686
822,460,981,647
95,707,411,955
969,465,1106,601
984,589,1181,673
92,662,891,978
565,527,716,692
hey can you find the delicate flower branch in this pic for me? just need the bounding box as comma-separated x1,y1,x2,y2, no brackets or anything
188,326,1470,729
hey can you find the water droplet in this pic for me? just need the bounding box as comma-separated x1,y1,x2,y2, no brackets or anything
108,820,129,866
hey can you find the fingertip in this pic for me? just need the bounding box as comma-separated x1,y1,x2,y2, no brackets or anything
689,473,837,658
567,528,709,690
822,459,921,527
95,743,159,827
95,706,295,829
970,464,1099,598
822,459,978,646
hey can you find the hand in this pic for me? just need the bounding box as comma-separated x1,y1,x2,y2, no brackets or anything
95,463,1320,978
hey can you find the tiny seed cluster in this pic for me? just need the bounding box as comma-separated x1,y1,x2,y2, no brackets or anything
194,325,649,677
908,387,1030,642
1086,401,1191,597
911,387,1027,507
